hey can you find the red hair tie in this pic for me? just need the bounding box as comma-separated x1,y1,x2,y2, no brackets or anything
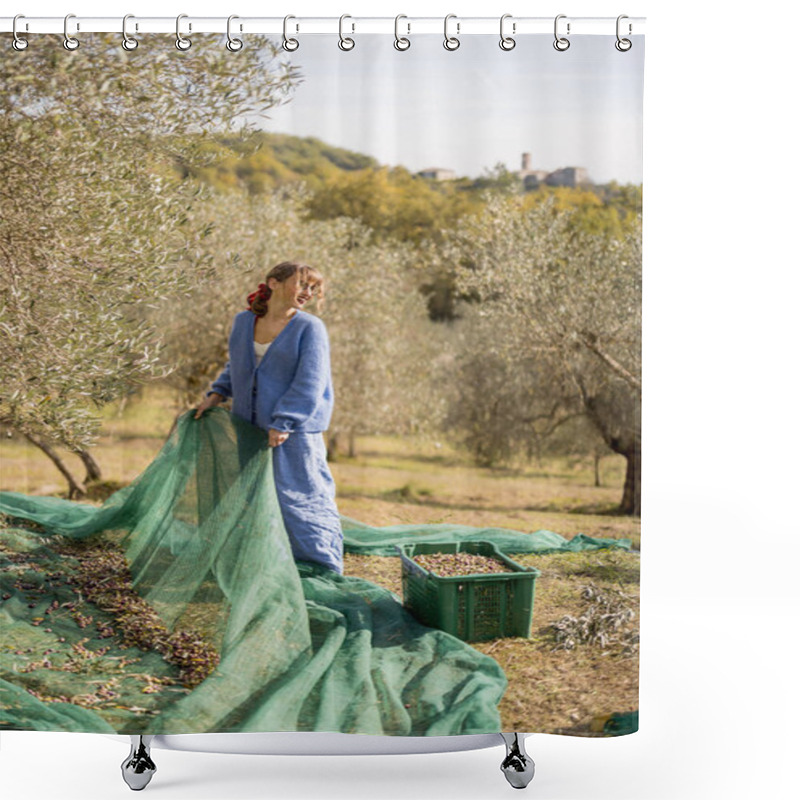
247,282,271,307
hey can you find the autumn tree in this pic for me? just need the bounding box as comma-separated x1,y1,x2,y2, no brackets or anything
0,35,299,496
303,165,477,245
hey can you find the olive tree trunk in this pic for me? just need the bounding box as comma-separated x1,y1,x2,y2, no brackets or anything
619,445,641,516
22,432,86,499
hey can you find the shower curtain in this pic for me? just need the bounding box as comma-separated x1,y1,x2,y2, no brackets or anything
0,23,643,739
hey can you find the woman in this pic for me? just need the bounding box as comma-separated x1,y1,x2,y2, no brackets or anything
194,260,343,575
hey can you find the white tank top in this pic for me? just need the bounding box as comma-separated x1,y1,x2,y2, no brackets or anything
254,340,271,366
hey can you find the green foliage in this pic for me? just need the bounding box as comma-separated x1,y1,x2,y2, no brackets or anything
180,139,641,271
302,165,479,245
179,131,379,194
522,185,642,238
443,350,588,468
179,134,642,250
155,186,445,446
0,33,300,451
442,195,641,512
469,162,524,194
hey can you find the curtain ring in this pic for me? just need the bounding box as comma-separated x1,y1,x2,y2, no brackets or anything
175,14,192,50
121,14,139,51
615,15,632,51
12,14,29,51
63,13,80,51
226,15,244,51
338,15,355,51
283,15,299,51
394,14,410,51
553,14,570,51
499,14,516,51
443,14,460,51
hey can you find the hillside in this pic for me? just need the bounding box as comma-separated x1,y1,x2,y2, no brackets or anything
171,129,641,264
177,130,380,194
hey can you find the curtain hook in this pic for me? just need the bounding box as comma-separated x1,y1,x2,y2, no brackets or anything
394,14,410,51
226,15,244,51
175,13,192,50
615,14,632,51
443,14,460,51
499,14,516,51
339,14,355,51
12,14,29,50
121,14,139,51
63,13,80,51
282,15,299,51
553,14,570,51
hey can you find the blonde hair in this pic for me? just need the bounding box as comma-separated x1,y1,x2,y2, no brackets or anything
247,260,326,316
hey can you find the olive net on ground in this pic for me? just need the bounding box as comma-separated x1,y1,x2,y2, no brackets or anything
0,408,628,735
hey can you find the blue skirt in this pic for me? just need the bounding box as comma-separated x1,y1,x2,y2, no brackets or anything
271,432,344,575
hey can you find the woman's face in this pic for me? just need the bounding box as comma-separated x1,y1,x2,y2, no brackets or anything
269,271,320,310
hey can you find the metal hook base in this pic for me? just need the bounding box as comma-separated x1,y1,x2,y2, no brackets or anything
115,733,535,790
121,735,157,791
499,733,535,790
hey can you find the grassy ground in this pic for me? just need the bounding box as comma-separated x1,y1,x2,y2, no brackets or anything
0,386,640,735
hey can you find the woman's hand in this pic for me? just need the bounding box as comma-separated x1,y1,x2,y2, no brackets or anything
194,393,224,419
268,429,291,448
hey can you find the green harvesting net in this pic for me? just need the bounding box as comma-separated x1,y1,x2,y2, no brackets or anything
0,408,628,735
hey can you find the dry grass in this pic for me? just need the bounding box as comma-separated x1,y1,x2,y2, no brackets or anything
1,385,640,735
333,443,639,549
343,549,639,736
0,386,180,497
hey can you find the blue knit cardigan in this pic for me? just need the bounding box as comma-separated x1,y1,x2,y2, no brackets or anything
208,309,334,433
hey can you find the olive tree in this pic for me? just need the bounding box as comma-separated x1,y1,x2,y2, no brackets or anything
156,186,444,458
447,194,641,514
0,34,299,495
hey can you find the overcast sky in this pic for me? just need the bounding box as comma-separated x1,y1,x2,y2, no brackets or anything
255,34,644,184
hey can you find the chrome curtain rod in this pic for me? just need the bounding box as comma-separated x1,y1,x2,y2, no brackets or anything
1,15,645,37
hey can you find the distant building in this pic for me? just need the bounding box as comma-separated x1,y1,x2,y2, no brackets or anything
545,166,590,187
517,153,590,188
415,156,591,187
418,167,456,181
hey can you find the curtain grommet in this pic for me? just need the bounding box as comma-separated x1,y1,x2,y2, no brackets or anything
338,14,355,51
63,13,80,51
394,14,411,51
553,14,570,51
615,15,632,51
443,14,460,51
12,14,29,50
175,13,192,50
226,15,244,51
499,14,516,51
282,15,299,51
121,14,139,51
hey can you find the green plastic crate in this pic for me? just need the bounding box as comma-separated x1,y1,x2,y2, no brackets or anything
397,541,541,642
